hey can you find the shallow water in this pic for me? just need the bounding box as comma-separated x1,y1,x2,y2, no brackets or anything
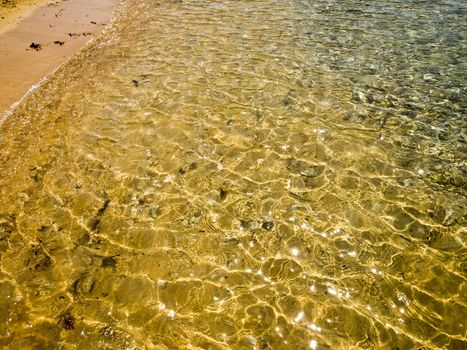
0,0,466,348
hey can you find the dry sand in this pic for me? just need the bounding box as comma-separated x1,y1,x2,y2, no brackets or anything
0,0,116,114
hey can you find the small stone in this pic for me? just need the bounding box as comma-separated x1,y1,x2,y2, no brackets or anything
433,204,464,226
261,221,274,231
300,165,325,178
59,310,75,330
219,188,228,200
178,162,197,175
423,74,436,82
74,274,95,294
352,90,367,103
149,205,161,219
101,256,118,268
240,219,253,230
452,175,464,187
282,95,293,106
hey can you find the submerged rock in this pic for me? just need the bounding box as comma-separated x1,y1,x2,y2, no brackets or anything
219,188,228,200
432,204,464,226
58,310,75,330
73,274,95,295
261,221,274,231
286,158,325,178
149,205,161,219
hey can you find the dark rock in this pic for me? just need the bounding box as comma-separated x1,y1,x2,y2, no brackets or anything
101,255,118,268
178,162,197,175
261,221,274,231
89,199,111,230
282,94,293,107
89,218,100,231
97,199,111,216
219,188,228,200
58,310,75,330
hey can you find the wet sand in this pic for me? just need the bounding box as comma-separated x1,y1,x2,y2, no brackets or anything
0,0,50,35
0,0,116,114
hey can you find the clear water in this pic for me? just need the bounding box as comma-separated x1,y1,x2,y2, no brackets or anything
0,0,465,348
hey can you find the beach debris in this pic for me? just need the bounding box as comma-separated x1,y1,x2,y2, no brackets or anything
68,32,92,37
90,21,97,24
29,42,42,50
132,79,140,87
54,40,65,46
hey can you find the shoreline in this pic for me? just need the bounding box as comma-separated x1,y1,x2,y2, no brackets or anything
0,0,50,36
0,0,117,115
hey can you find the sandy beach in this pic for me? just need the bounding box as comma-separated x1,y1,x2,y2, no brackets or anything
0,0,465,348
0,0,116,114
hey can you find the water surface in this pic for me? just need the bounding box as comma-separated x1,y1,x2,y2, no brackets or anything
0,0,466,348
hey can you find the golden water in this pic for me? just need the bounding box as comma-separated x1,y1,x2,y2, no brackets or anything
0,0,465,348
